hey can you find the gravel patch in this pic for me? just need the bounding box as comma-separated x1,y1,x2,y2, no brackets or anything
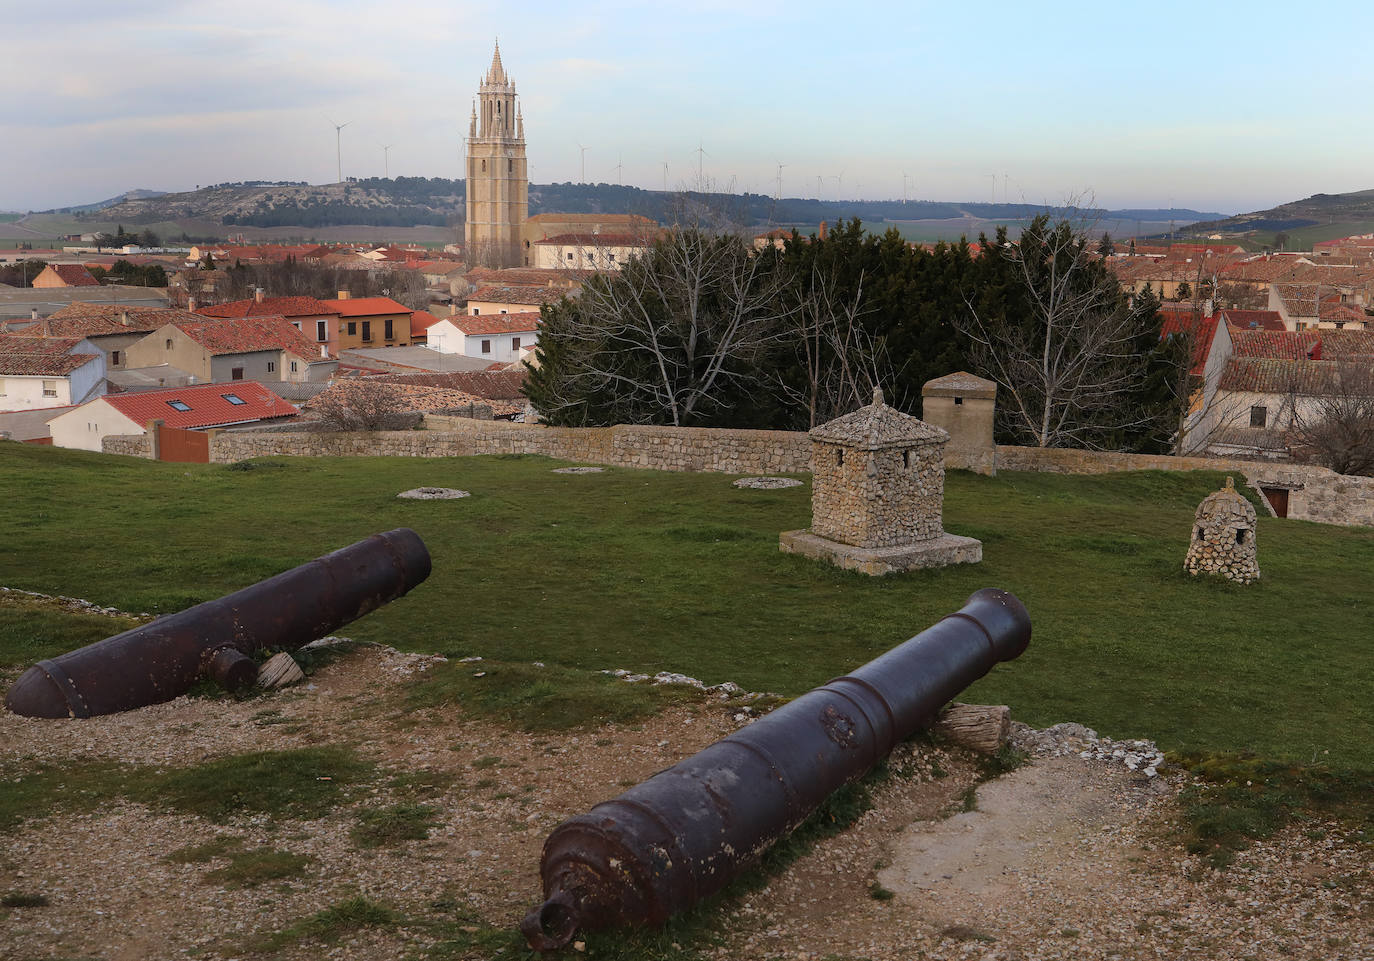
733,476,804,490
395,487,470,499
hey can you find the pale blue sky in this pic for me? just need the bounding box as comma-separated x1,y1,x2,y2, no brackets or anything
3,0,1372,213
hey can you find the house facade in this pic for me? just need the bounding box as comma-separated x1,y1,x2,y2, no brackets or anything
531,233,651,270
196,294,343,356
31,264,99,288
0,336,106,412
318,295,414,350
123,320,336,383
427,312,538,362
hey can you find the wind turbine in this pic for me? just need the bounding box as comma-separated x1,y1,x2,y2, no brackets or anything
694,140,709,184
380,143,395,179
577,143,588,183
775,162,787,202
325,115,352,184
613,153,623,186
662,161,669,192
816,174,823,199
832,170,845,201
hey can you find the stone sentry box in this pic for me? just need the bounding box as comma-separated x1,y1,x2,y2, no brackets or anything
1184,477,1260,584
921,371,997,476
780,388,981,575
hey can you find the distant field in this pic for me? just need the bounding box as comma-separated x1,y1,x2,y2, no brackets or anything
0,213,456,248
2,445,1372,769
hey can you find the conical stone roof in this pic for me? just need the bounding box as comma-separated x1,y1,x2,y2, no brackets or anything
810,387,948,450
1196,477,1256,524
486,41,507,85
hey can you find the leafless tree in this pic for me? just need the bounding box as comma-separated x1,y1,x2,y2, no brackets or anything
959,214,1163,448
537,226,800,427
307,380,408,430
781,266,889,427
1288,364,1374,475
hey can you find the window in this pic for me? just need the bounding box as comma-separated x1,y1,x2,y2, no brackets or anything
837,449,844,466
267,361,276,373
361,321,372,341
609,253,616,262
347,321,357,335
1250,405,1267,428
384,318,394,340
316,320,328,342
42,380,57,398
290,360,298,372
472,308,480,315
222,393,246,406
500,309,507,314
291,321,301,331
481,339,492,354
567,252,574,261
954,396,964,406
231,367,244,381
512,337,521,351
111,350,121,366
167,400,191,412
165,338,173,349
1236,529,1247,545
902,450,910,469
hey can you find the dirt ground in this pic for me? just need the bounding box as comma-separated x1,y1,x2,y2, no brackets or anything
1,643,1370,961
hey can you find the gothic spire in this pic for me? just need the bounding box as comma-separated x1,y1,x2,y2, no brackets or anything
486,39,507,85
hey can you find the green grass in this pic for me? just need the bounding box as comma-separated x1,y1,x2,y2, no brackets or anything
166,835,242,863
1,891,49,907
0,592,143,666
350,804,440,848
1,747,374,834
2,445,1374,769
203,848,311,888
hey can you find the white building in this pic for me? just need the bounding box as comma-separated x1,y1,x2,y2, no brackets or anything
531,232,652,271
427,312,539,363
0,335,106,412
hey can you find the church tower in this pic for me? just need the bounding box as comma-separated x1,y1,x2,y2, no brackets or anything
465,41,528,268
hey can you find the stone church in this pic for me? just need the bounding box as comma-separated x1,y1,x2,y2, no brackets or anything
465,42,528,268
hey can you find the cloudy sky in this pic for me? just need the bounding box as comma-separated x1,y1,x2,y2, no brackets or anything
4,0,1373,214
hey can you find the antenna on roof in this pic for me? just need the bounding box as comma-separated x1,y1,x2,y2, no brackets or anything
325,115,353,184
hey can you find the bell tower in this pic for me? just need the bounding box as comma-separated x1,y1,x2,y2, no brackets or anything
465,41,528,268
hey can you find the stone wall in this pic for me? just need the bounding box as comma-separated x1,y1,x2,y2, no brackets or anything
209,417,812,475
810,440,945,547
102,434,153,458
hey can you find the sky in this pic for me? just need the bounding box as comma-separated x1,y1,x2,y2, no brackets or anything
4,0,1374,215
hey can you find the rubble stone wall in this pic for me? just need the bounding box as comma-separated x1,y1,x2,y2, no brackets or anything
102,434,154,458
810,440,946,547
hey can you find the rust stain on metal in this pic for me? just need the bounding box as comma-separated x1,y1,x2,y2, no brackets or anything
4,528,431,719
521,588,1031,951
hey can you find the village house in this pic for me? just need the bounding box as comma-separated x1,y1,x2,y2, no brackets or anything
1268,284,1369,331
122,318,336,383
317,294,415,350
47,381,297,452
466,284,564,316
196,293,343,355
530,232,652,270
0,335,106,412
32,305,205,371
427,311,538,362
30,264,100,288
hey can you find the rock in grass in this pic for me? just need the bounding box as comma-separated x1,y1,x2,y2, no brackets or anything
258,652,305,689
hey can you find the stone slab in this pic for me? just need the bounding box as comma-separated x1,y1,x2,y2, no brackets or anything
779,529,982,575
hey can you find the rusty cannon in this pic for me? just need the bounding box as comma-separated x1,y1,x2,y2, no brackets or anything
521,588,1031,950
5,528,431,719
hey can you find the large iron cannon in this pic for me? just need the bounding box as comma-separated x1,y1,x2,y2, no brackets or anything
5,528,431,719
521,588,1031,950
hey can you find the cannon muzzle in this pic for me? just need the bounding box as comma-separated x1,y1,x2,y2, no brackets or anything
522,588,1030,950
5,528,431,719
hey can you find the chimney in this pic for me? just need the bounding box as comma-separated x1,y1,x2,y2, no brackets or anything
255,287,265,303
819,221,828,240
1203,299,1214,318
337,290,351,300
30,307,39,321
120,310,131,327
187,296,197,313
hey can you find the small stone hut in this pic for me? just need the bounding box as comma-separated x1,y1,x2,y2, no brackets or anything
779,388,981,574
1184,477,1260,584
921,371,997,476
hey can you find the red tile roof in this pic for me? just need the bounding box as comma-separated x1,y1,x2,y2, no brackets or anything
378,369,527,400
41,305,206,337
318,296,412,317
468,285,565,306
43,264,100,287
0,335,99,376
1219,309,1285,331
1159,313,1218,376
172,319,327,360
1312,329,1374,359
1219,358,1349,395
410,309,443,334
101,381,297,429
1229,329,1321,361
197,296,340,319
533,232,655,246
465,267,589,287
454,312,541,335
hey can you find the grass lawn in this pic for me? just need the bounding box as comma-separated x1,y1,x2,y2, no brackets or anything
1,443,1371,768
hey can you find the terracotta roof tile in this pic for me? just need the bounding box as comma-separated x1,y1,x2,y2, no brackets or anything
197,296,340,319
0,333,99,375
318,296,412,317
1229,329,1321,361
1159,313,1220,375
1219,309,1285,331
172,319,327,360
1219,358,1345,395
101,381,297,428
454,312,540,336
377,370,527,400
43,264,100,287
468,285,565,306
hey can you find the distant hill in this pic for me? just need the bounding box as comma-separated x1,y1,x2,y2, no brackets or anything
87,179,1221,235
1176,188,1374,249
39,188,168,215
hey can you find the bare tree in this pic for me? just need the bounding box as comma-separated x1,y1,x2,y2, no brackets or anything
531,227,799,426
307,380,408,430
1288,363,1374,475
782,266,890,427
959,214,1165,448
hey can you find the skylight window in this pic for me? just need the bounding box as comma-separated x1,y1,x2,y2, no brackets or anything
222,393,246,406
167,400,191,412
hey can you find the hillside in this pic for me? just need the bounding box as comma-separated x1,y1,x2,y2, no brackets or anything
88,179,1221,234
1179,187,1374,249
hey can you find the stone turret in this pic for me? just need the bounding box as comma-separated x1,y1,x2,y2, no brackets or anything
921,371,997,475
780,388,982,575
1184,477,1260,584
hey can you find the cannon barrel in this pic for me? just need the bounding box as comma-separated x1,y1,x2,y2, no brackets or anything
5,528,431,719
522,588,1031,950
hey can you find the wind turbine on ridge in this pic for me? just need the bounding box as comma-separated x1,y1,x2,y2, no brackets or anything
325,115,352,184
